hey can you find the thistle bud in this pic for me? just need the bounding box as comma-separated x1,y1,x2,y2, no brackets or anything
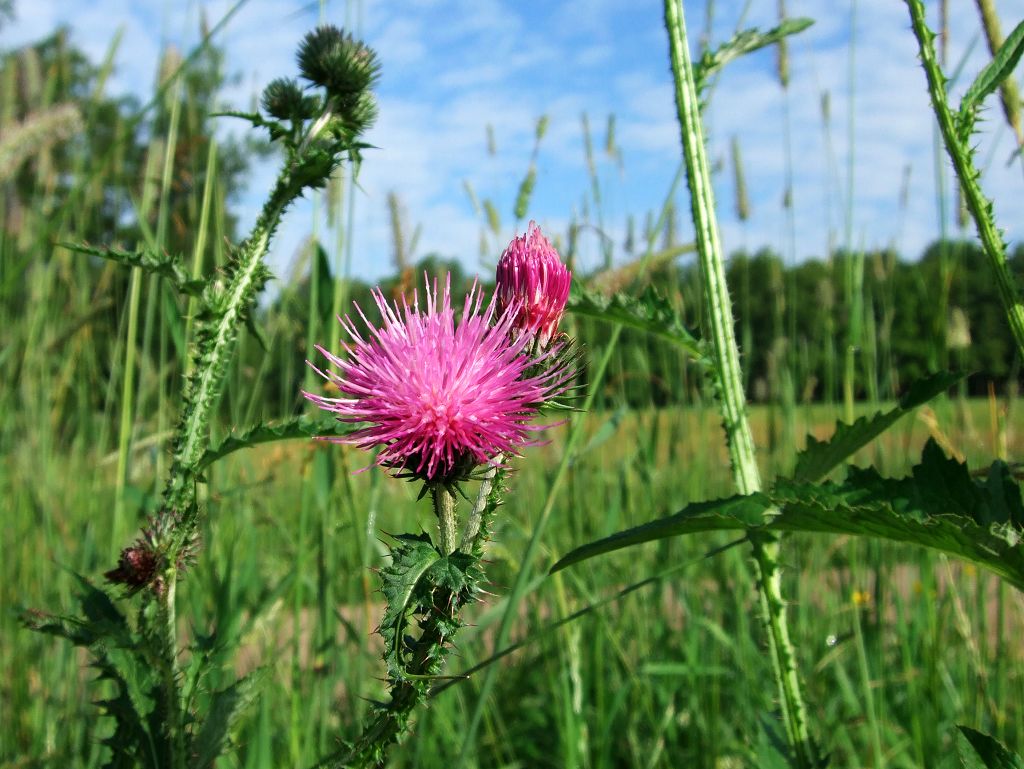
495,222,571,349
261,77,319,121
105,540,160,591
297,25,381,99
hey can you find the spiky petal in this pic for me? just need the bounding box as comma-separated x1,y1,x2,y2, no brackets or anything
495,222,572,348
304,276,571,482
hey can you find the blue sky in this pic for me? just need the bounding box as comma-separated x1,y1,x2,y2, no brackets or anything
4,0,1024,283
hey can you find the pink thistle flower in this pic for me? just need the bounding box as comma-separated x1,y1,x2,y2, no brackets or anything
304,275,571,482
495,221,572,349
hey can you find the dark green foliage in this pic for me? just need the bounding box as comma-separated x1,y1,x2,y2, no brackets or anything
61,243,205,297
261,77,319,123
191,669,267,769
958,727,1024,769
378,534,442,681
21,578,169,768
567,280,704,360
321,530,486,768
196,415,359,471
794,370,962,482
552,439,1024,590
21,576,268,769
377,533,484,681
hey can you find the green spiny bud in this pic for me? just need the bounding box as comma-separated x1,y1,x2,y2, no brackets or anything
335,90,379,135
261,77,319,121
297,25,381,98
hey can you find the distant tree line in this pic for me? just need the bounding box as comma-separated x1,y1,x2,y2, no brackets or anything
572,239,1024,408
251,238,1023,417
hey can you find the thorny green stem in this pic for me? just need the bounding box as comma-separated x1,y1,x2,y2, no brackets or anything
148,165,296,769
321,472,505,767
663,0,818,765
905,0,1024,361
319,585,462,769
163,167,297,522
460,456,503,552
433,484,459,556
154,572,184,769
150,119,349,766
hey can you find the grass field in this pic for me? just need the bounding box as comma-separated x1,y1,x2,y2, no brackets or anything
3,397,1022,767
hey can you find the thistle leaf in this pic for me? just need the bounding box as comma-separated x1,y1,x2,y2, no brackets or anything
20,577,164,768
196,416,360,472
62,242,205,297
957,726,1024,769
567,281,704,360
793,370,961,482
192,668,268,768
958,20,1024,138
694,18,814,97
552,440,1024,591
378,534,441,681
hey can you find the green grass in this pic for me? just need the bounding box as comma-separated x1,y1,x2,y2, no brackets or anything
3,398,1022,767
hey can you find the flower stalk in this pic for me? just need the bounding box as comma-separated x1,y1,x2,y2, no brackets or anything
433,485,459,556
905,0,1024,361
306,225,575,766
96,26,383,768
663,0,818,764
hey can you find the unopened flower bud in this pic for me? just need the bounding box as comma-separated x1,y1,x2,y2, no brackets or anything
297,26,381,100
105,540,159,591
495,222,571,348
261,77,319,122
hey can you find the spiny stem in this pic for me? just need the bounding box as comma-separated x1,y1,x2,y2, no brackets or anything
155,571,184,769
433,485,459,556
161,165,300,549
905,0,1024,361
663,0,818,764
322,587,459,768
460,457,503,552
458,325,622,762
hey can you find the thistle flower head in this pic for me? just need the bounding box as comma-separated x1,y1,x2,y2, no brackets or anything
104,511,197,596
304,276,572,483
495,222,572,349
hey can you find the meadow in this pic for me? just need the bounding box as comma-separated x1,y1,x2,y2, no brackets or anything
2,2,1024,768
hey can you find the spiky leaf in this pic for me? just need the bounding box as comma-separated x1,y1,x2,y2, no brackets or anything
957,726,1024,769
378,534,441,680
793,370,960,482
567,282,704,359
694,18,814,98
62,242,205,297
552,441,1024,591
20,577,165,768
958,20,1024,139
192,668,268,768
196,416,360,472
